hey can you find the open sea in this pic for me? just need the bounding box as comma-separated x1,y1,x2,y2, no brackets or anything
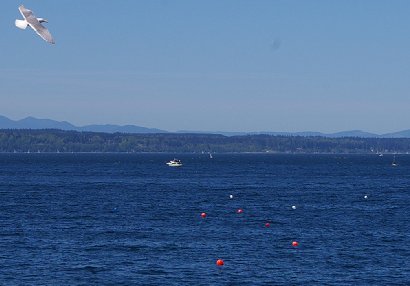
0,153,409,285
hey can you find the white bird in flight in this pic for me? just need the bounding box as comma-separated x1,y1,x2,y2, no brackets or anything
15,5,55,44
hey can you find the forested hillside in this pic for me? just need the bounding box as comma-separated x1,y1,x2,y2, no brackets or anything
0,129,409,153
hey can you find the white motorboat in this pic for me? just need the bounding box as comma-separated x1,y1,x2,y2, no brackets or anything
166,159,182,167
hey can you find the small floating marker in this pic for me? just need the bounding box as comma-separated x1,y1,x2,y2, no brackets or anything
364,195,368,199
292,205,296,210
265,222,270,227
237,208,243,214
292,241,299,247
229,194,233,199
201,212,207,218
216,259,224,266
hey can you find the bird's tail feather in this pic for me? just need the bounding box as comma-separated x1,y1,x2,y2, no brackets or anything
15,19,28,30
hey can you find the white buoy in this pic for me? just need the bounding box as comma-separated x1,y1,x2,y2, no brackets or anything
292,205,296,210
229,194,233,199
364,195,368,199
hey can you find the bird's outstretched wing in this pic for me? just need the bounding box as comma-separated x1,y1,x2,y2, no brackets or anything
18,5,55,44
18,5,33,19
28,21,54,44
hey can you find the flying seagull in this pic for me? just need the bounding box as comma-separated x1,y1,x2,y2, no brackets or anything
15,5,55,44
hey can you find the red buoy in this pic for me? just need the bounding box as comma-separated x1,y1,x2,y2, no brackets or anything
216,259,224,266
265,222,270,227
292,241,299,247
201,212,207,218
237,208,243,214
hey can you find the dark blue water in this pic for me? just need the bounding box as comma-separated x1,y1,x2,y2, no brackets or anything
0,153,409,285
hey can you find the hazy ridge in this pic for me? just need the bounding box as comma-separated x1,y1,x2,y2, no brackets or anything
1,115,410,138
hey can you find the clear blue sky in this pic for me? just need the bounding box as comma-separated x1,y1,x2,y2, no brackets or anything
1,0,410,133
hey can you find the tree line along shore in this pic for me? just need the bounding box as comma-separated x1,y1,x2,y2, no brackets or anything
0,129,409,153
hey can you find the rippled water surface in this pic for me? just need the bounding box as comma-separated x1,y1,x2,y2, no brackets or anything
0,153,409,285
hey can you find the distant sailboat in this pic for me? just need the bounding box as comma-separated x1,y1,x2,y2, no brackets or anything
392,154,398,167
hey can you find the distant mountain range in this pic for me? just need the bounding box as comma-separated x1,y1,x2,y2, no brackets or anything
0,115,167,134
1,115,410,138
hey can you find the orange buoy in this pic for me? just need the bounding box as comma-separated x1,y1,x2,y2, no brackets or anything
292,241,299,247
201,212,207,218
265,222,270,227
216,259,224,266
237,208,243,214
